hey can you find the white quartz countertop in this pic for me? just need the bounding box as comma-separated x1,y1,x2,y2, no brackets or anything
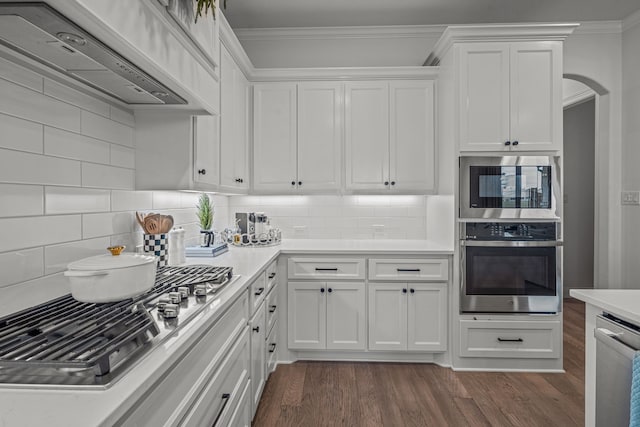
0,239,451,426
570,289,640,324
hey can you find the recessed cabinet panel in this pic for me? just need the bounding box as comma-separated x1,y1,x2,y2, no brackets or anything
368,283,407,350
368,258,449,281
193,115,220,187
510,42,562,150
345,81,389,190
407,283,447,351
297,82,342,191
389,81,435,192
326,282,366,350
249,303,266,418
253,83,297,192
459,43,511,151
287,282,326,349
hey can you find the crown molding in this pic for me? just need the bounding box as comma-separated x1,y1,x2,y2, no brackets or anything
219,10,255,78
573,21,622,34
563,88,596,109
235,25,446,41
425,23,580,66
251,66,439,82
622,8,640,32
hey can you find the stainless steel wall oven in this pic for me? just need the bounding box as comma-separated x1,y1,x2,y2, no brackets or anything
460,222,562,313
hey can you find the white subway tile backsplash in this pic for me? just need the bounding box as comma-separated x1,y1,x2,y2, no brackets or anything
44,127,110,164
0,113,43,154
44,237,110,275
0,215,81,252
43,79,110,118
111,190,153,212
0,78,80,132
82,212,135,239
0,247,44,287
0,149,81,186
0,56,43,92
152,191,183,209
110,144,135,168
45,186,111,214
81,110,134,147
110,233,142,253
81,163,134,190
0,273,70,318
109,106,136,127
0,184,43,217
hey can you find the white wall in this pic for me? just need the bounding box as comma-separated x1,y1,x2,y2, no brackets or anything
0,57,229,317
621,12,640,289
563,99,595,293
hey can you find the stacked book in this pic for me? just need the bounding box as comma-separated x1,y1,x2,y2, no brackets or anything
185,242,229,257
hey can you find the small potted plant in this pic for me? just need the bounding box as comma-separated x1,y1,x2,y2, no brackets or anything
195,0,217,22
196,193,214,246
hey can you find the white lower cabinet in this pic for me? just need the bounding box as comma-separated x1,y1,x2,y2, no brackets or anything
288,281,366,350
249,301,266,419
368,282,447,351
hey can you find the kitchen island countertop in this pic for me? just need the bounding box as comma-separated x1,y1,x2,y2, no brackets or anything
569,288,640,324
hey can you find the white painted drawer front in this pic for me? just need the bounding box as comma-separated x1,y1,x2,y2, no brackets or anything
266,320,278,375
459,320,560,359
288,257,365,280
266,260,278,292
266,285,278,335
249,272,267,315
368,258,449,281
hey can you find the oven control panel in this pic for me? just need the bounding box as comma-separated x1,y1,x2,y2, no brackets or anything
464,222,557,241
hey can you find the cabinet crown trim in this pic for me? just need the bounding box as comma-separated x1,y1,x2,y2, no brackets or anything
251,66,439,82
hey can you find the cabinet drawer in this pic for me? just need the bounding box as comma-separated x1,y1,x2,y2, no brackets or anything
288,257,365,280
249,272,267,315
119,295,248,426
266,320,278,376
266,285,278,335
181,330,250,427
266,260,278,292
368,258,449,281
459,320,560,359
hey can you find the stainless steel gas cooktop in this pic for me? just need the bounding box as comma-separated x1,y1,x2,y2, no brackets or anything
0,265,237,388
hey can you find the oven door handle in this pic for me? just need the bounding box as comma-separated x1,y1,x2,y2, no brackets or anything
460,240,563,248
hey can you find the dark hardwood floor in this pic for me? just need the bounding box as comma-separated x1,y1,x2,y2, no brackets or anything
253,299,585,427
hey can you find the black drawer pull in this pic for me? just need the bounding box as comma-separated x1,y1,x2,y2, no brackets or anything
212,393,231,427
497,337,523,343
268,272,276,279
269,343,277,353
269,305,277,313
397,268,421,272
315,268,338,271
253,326,260,333
254,287,265,296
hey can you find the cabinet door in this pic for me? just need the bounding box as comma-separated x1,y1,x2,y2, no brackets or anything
368,283,406,350
249,303,266,419
253,83,297,192
297,82,342,191
228,380,251,427
193,115,219,186
345,81,389,190
458,43,511,151
509,42,562,151
407,283,448,351
234,71,249,188
326,282,366,350
389,80,435,192
288,281,326,349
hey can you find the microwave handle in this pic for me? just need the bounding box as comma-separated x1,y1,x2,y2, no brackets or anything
460,240,563,248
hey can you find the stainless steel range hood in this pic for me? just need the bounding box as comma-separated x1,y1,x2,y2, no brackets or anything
0,2,186,105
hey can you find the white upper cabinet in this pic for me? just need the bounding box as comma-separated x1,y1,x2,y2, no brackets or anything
253,83,298,192
253,82,342,193
345,81,436,192
297,82,342,192
219,44,249,191
458,41,562,152
193,115,220,187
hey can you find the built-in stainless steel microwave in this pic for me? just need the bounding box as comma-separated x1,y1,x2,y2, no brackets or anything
460,156,561,220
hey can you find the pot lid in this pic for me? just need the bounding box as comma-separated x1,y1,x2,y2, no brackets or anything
67,251,156,271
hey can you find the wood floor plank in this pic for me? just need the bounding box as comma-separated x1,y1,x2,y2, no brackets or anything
253,299,585,427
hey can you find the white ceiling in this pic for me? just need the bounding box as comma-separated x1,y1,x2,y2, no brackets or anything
223,0,640,28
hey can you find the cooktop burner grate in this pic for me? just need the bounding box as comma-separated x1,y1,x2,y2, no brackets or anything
0,265,233,383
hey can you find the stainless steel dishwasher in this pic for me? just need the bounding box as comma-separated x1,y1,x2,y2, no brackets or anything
595,313,640,427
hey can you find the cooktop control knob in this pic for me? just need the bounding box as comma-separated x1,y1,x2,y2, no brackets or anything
157,297,171,312
163,304,179,319
168,291,181,304
178,286,190,299
194,284,207,297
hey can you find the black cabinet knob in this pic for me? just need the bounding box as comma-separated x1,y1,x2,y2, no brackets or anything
410,288,415,294
320,288,325,293
253,326,260,333
328,288,333,293
402,288,407,294
384,181,389,186
298,181,302,186
504,141,511,146
512,141,519,146
198,169,206,175
391,181,396,186
291,181,296,186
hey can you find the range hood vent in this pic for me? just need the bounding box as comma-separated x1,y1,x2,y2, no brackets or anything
0,3,186,105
